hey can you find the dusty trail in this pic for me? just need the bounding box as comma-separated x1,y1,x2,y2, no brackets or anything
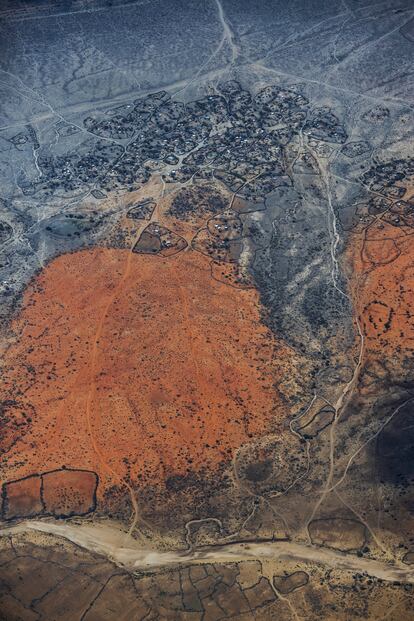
304,145,367,541
214,0,239,64
172,258,211,403
2,520,414,584
84,210,156,538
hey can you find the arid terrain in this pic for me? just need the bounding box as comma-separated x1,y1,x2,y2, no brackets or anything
0,0,413,619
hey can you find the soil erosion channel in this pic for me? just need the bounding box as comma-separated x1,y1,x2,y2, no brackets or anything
2,520,414,586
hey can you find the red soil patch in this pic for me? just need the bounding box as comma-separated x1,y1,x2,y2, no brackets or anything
42,469,97,517
346,209,414,358
2,475,42,520
1,247,289,505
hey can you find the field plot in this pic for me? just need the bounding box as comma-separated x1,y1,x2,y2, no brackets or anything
2,469,98,520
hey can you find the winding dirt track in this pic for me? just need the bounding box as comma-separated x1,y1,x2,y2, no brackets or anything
2,520,413,584
83,213,154,536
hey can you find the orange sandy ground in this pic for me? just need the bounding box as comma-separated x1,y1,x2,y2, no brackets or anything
1,246,288,502
347,214,414,359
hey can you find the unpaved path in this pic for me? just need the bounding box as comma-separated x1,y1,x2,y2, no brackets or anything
2,520,413,584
